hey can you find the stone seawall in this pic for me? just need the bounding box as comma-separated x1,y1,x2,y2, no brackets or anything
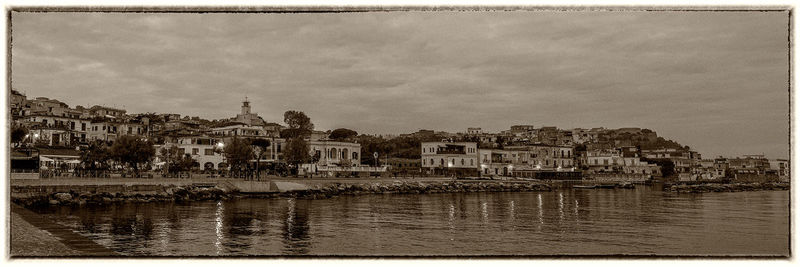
665,182,790,193
11,180,554,207
12,184,236,207
278,181,554,199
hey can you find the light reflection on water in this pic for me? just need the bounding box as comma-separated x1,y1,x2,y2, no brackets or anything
214,201,223,255
33,187,790,256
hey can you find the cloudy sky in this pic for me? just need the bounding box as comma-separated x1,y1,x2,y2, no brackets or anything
11,11,789,159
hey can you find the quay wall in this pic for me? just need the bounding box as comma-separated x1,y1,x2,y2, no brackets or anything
10,178,555,207
665,182,790,193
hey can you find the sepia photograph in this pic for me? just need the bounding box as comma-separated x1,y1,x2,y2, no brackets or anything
3,5,793,258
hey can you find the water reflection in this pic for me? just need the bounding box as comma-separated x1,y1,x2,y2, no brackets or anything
31,188,790,256
282,199,311,255
537,194,543,231
214,201,224,255
481,202,489,224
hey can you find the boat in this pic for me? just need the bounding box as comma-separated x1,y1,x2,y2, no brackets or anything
572,185,596,189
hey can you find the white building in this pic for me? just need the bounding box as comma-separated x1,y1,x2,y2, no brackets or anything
308,140,361,167
159,136,226,170
421,142,478,175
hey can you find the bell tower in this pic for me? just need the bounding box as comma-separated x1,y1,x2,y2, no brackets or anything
241,96,251,115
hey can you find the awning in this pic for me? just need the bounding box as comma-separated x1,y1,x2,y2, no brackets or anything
65,159,81,164
39,156,54,162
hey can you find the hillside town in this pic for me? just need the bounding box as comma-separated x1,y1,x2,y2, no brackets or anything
9,90,790,183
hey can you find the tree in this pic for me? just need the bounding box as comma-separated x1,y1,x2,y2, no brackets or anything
80,140,111,174
159,145,196,176
223,137,254,178
329,128,358,141
250,138,271,179
284,138,310,175
282,110,314,138
11,126,28,147
495,136,505,149
109,135,156,176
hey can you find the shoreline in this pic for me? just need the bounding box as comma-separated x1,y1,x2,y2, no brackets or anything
664,182,790,193
10,177,791,208
10,203,118,257
11,179,557,207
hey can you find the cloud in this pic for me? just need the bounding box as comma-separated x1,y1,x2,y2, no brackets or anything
10,11,790,159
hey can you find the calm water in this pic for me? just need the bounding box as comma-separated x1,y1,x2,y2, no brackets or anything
31,186,790,256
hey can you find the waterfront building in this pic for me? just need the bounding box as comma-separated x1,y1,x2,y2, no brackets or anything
641,148,702,174
37,148,81,174
302,140,388,177
25,114,91,145
308,140,361,167
769,159,789,179
386,157,422,174
477,148,517,176
158,135,226,171
504,144,574,169
421,142,479,176
713,157,730,178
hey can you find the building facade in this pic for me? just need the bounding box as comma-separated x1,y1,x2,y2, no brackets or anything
421,142,478,176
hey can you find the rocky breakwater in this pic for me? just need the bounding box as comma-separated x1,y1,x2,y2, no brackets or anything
665,182,790,193
12,184,238,207
279,180,553,199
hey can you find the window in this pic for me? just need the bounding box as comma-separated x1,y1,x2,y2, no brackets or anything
192,148,199,155
470,159,474,166
205,149,214,155
81,123,86,131
430,159,434,165
461,159,465,165
277,143,281,153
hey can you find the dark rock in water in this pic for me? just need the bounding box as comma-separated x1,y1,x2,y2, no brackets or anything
54,193,72,203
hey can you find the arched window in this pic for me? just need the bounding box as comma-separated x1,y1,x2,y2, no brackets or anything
461,158,465,165
440,159,444,166
470,159,474,166
430,159,434,165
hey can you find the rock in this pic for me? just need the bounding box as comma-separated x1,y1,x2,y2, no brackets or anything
48,199,59,205
54,192,72,202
